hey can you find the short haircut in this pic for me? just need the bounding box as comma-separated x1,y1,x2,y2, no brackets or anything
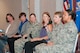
65,9,76,21
19,12,26,19
54,11,63,18
29,13,36,17
6,13,15,23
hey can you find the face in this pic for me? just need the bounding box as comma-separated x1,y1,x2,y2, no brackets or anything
63,11,69,22
53,15,61,24
42,14,50,24
7,15,13,22
20,15,26,22
29,15,36,23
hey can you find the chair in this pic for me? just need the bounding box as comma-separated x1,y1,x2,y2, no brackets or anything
73,34,79,53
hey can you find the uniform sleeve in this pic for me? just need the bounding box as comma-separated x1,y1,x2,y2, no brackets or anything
23,22,32,36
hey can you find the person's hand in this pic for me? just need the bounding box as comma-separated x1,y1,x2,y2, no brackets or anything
30,38,37,42
46,41,53,46
30,38,41,42
22,35,27,39
12,35,21,38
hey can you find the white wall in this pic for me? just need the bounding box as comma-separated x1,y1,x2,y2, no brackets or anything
56,0,63,11
34,0,63,22
0,0,22,29
34,0,41,22
0,0,63,29
22,0,29,19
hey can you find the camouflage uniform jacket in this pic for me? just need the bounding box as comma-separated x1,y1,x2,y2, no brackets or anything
14,21,41,53
35,21,78,53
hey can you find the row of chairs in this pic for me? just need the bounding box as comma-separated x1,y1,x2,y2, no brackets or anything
3,34,80,53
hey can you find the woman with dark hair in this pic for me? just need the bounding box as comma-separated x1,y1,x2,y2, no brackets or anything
0,13,19,53
5,13,19,53
5,13,19,37
6,13,15,22
62,9,76,23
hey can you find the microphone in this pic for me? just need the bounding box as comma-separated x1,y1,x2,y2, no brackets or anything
29,31,33,39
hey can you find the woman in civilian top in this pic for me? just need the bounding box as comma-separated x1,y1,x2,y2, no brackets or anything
5,13,19,37
0,13,19,53
24,12,53,53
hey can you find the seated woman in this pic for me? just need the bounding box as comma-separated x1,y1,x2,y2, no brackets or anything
5,13,19,38
35,10,78,53
24,12,53,53
0,13,19,53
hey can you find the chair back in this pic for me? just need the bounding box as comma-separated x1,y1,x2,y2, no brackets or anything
73,34,79,53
